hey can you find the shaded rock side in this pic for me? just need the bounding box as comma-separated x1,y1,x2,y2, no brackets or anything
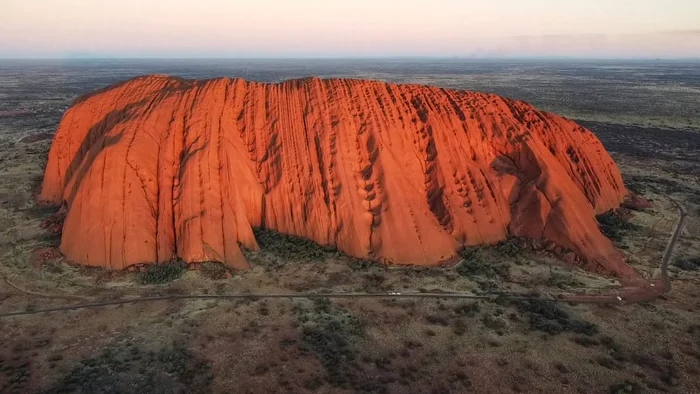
40,75,637,277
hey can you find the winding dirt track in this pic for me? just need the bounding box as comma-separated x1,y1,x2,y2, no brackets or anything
0,197,687,318
564,197,686,304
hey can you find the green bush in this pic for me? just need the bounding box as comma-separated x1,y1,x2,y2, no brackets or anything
456,250,511,280
514,300,598,336
596,209,637,242
139,261,187,284
253,228,337,260
294,299,364,387
248,228,379,269
52,341,212,393
674,257,700,271
609,380,642,394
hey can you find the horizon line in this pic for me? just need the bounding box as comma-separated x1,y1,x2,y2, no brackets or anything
2,56,700,61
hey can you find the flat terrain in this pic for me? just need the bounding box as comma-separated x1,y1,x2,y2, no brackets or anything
1,59,699,393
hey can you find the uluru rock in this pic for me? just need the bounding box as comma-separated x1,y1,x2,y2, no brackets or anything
40,75,638,278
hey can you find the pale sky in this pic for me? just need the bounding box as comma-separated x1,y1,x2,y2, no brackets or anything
1,0,699,58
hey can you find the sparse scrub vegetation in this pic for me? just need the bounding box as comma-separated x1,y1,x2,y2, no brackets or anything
139,260,187,284
51,340,213,393
453,301,480,317
252,228,338,261
482,313,508,332
455,238,528,291
626,174,697,196
596,209,638,243
674,256,700,271
246,228,377,269
293,299,365,387
348,257,384,271
360,271,387,292
492,237,528,257
456,252,511,280
547,270,584,289
0,354,32,393
571,335,600,347
198,261,231,280
514,300,598,335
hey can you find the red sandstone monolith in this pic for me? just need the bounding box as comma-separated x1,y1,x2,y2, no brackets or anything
40,75,638,277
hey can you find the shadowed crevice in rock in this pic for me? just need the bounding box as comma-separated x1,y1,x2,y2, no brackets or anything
491,142,636,278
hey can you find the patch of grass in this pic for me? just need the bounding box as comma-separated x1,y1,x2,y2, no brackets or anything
482,313,508,332
571,336,600,347
456,248,511,291
455,237,528,290
609,380,642,394
26,202,61,219
624,178,646,196
252,228,338,261
139,260,187,284
247,228,377,269
514,300,598,336
0,354,31,393
626,174,697,196
37,231,62,247
674,257,700,271
5,245,30,270
360,272,387,292
456,253,510,279
492,237,528,257
347,257,384,271
547,271,584,289
599,335,622,352
453,302,480,317
198,261,231,280
51,340,213,393
629,353,680,388
597,209,638,243
425,314,450,326
294,299,365,388
596,355,622,370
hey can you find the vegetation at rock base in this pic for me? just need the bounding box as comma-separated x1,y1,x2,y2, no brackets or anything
596,209,638,243
139,260,187,284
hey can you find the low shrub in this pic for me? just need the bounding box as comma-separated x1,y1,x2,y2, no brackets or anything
139,260,187,284
514,300,598,336
674,257,700,271
596,209,637,242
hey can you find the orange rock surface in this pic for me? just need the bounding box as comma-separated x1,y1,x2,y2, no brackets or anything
40,75,638,277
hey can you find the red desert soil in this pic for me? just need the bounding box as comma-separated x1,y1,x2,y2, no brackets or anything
40,75,637,277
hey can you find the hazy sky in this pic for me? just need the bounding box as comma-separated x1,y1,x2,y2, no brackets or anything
1,0,699,58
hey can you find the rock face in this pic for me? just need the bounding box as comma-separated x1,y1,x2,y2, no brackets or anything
40,75,638,277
